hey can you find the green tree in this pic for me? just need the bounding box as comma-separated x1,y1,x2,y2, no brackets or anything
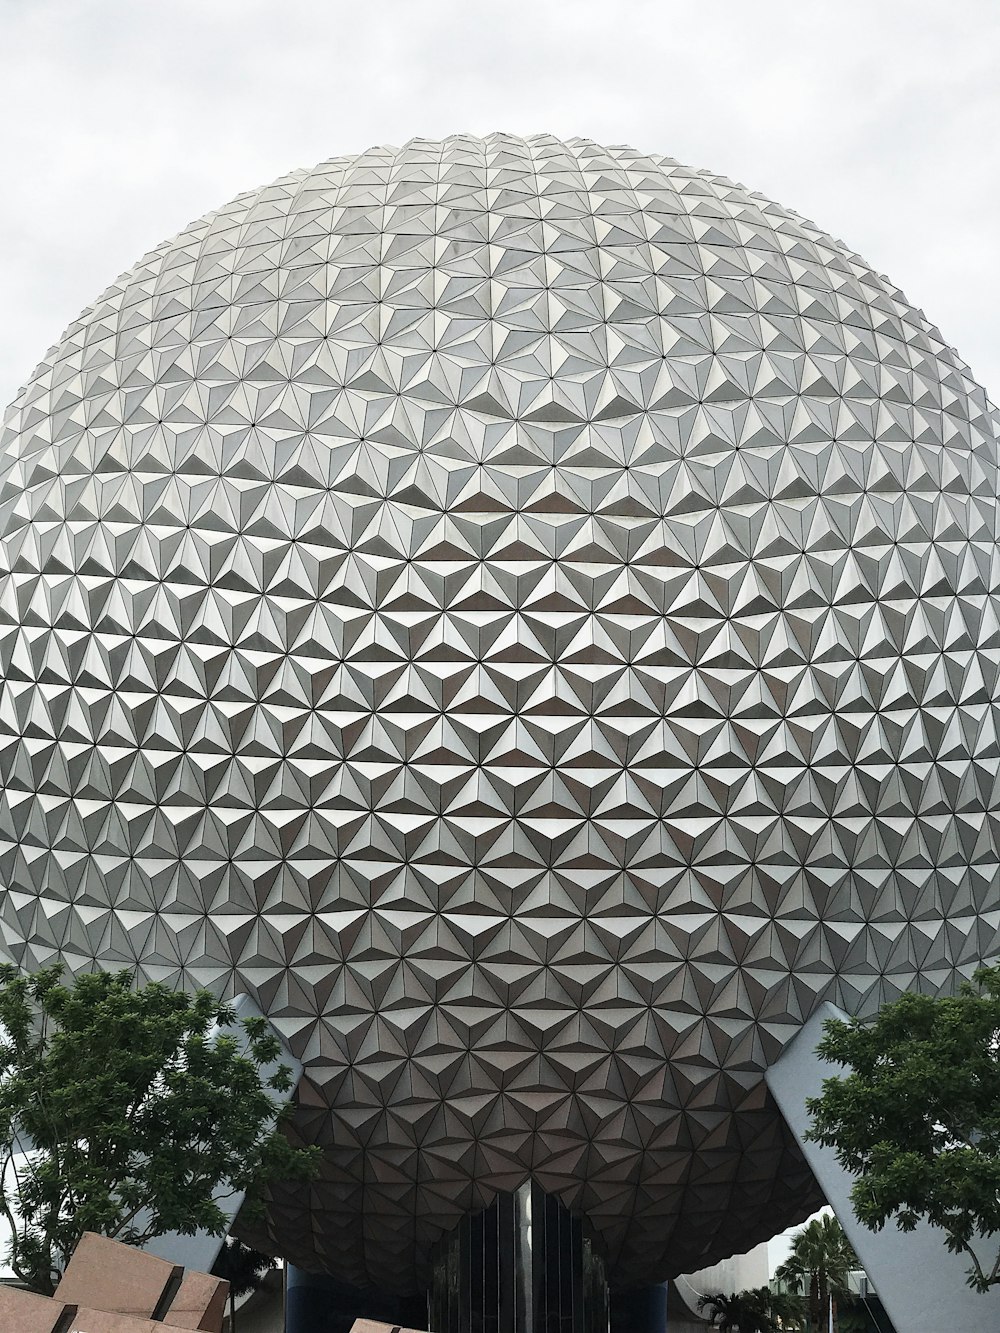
805,964,1000,1293
0,965,318,1294
774,1215,857,1333
698,1285,803,1331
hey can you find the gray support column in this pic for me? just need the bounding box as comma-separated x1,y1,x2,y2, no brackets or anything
765,1001,1000,1333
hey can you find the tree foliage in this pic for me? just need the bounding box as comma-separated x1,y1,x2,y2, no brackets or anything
698,1285,802,1331
212,1237,278,1333
0,965,318,1294
805,964,1000,1293
774,1214,857,1332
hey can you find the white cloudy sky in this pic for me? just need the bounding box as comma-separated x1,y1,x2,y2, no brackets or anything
1,0,1000,413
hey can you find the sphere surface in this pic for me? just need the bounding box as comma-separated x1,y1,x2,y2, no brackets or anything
2,134,999,1286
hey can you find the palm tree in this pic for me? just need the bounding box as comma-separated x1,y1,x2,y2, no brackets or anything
211,1237,277,1333
698,1285,803,1332
774,1215,857,1333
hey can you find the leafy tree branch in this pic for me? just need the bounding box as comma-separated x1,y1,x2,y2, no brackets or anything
0,965,318,1293
806,964,1000,1293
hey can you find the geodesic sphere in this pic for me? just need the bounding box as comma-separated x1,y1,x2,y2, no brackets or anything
1,134,999,1289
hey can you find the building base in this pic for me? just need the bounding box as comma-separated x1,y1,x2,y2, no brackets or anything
286,1183,676,1333
429,1181,609,1333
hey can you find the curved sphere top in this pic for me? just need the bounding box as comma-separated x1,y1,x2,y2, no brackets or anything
2,133,1000,1287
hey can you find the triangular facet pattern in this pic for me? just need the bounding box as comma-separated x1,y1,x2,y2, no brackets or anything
1,133,999,1290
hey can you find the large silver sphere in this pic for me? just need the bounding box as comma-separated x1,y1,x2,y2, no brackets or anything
1,134,998,1288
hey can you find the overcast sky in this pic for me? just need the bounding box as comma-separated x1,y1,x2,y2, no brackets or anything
1,0,999,413
0,0,990,1274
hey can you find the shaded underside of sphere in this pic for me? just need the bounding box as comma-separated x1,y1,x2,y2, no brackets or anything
0,133,999,1286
